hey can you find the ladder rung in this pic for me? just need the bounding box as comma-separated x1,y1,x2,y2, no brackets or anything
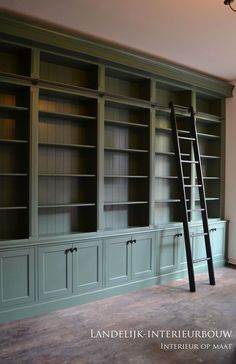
181,160,199,164
190,232,208,237
178,136,196,141
187,208,205,212
184,185,202,187
193,257,211,264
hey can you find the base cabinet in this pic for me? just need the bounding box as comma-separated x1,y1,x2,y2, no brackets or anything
105,233,155,287
38,244,73,301
0,248,35,308
210,223,226,262
73,240,103,294
0,224,226,323
157,228,180,275
38,240,103,302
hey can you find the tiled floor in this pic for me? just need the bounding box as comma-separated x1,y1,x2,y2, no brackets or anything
0,267,236,364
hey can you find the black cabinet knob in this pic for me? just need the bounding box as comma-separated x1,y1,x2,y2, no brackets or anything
174,233,183,238
132,239,136,244
65,248,73,254
72,247,78,252
127,240,132,245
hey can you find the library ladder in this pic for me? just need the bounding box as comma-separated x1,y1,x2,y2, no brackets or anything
169,101,215,292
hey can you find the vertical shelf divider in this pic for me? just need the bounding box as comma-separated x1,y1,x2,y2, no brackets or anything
97,96,105,231
29,86,39,238
149,107,155,227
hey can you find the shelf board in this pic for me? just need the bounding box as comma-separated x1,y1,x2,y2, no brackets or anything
200,154,220,159
39,78,98,94
155,151,190,157
0,173,28,176
38,173,96,177
196,112,223,123
155,176,190,179
104,175,148,178
156,105,190,117
104,147,148,153
39,142,96,149
104,201,148,206
155,199,181,203
105,92,150,107
197,132,220,139
104,118,148,129
39,110,96,121
0,104,28,112
195,198,220,201
38,203,96,208
202,176,220,180
0,138,28,144
0,206,28,210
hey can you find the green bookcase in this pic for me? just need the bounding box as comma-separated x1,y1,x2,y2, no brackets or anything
0,14,231,323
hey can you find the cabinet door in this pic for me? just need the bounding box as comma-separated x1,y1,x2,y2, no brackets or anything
38,244,73,301
0,248,34,307
157,229,180,275
210,223,225,262
132,233,155,280
192,227,207,266
105,236,132,287
73,240,103,294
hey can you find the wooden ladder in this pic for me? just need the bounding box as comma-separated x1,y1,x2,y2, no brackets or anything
169,101,215,292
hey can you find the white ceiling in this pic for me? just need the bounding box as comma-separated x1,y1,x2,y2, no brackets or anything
0,0,236,81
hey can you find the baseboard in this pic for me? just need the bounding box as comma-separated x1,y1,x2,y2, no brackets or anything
227,258,236,266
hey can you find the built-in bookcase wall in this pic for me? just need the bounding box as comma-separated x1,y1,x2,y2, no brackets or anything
0,37,226,240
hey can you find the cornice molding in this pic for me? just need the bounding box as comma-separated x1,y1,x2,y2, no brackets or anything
0,13,233,97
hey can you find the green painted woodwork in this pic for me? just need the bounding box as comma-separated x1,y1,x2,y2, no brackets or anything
0,14,229,324
157,228,180,275
0,248,34,307
105,233,155,286
132,233,155,279
211,223,226,261
73,240,103,294
38,240,103,301
0,14,233,97
38,244,73,301
105,235,132,286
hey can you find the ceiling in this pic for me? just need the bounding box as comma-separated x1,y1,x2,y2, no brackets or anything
0,0,236,81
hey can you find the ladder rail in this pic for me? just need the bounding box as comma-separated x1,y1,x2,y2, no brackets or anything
169,102,195,292
189,106,215,286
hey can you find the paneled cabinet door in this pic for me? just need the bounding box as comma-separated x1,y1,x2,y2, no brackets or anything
157,229,180,275
132,233,155,280
0,248,35,308
210,223,225,262
105,235,132,287
38,244,73,301
73,240,103,294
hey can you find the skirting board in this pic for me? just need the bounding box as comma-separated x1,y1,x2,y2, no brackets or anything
227,258,236,266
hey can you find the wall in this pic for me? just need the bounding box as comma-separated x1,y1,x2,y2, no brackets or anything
225,81,236,264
